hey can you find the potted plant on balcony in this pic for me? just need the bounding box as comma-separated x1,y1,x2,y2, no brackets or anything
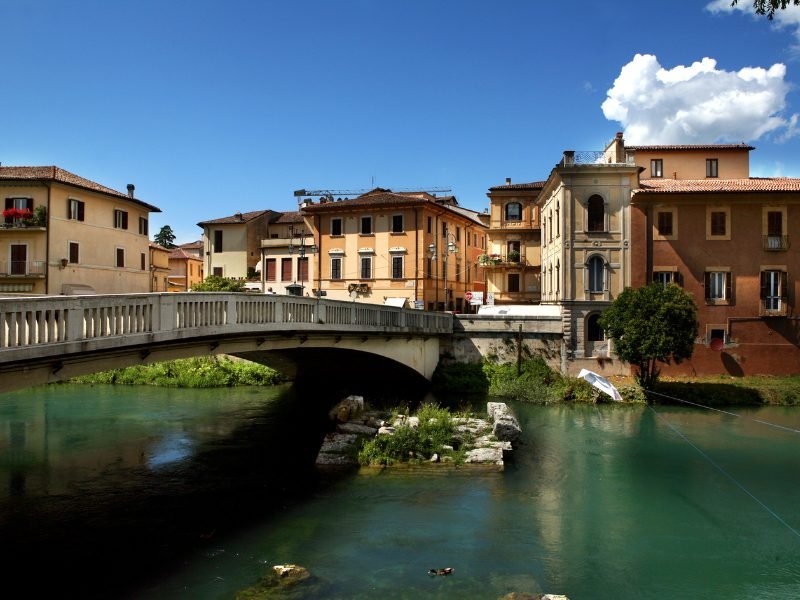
507,250,521,263
2,207,33,226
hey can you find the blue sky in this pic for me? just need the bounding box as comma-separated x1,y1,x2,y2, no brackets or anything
3,0,800,243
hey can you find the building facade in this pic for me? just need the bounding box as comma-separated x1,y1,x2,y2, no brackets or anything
258,211,317,296
484,179,544,304
167,248,204,291
197,210,277,280
0,166,160,295
302,188,488,311
149,243,170,292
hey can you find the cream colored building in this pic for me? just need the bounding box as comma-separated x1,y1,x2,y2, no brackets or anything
537,133,639,367
197,210,277,280
258,211,317,295
0,166,161,295
484,179,545,304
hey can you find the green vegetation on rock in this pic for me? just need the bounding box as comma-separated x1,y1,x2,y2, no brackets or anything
191,275,246,292
70,356,283,387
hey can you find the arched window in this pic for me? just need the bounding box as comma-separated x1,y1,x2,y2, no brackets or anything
587,195,605,232
587,256,605,292
505,202,522,221
587,313,604,341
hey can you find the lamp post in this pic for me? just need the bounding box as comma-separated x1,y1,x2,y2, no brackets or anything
428,233,457,311
287,226,317,296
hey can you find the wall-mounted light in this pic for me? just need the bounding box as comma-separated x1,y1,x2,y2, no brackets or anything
60,258,68,269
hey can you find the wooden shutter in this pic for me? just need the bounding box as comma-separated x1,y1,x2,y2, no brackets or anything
66,198,71,218
122,211,128,230
760,271,768,299
704,272,711,300
25,198,33,211
78,201,84,221
5,198,13,224
725,272,732,302
781,271,788,301
266,259,276,282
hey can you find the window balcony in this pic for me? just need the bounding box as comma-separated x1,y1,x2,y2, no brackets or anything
760,299,788,317
763,235,789,251
0,260,46,277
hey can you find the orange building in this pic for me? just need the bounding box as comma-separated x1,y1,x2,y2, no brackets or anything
630,144,800,375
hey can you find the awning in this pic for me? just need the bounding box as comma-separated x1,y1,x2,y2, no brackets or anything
384,297,407,308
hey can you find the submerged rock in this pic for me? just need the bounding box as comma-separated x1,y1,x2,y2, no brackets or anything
272,564,310,585
328,395,364,423
464,446,504,465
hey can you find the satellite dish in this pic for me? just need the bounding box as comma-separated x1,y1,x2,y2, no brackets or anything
350,290,358,300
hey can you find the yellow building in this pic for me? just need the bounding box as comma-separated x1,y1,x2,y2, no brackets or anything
302,188,488,311
484,179,545,304
258,210,317,296
149,242,170,292
167,248,204,291
0,166,161,295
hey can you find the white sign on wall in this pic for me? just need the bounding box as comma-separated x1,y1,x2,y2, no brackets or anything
486,292,495,306
468,291,483,306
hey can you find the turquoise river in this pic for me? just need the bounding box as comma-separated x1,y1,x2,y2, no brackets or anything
0,383,798,599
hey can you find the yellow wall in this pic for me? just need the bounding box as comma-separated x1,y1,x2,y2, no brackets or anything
634,148,750,180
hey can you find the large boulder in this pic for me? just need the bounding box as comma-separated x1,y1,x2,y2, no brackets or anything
328,395,364,423
488,402,521,443
272,564,310,585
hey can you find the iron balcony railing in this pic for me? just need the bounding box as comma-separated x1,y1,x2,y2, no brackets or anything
0,260,47,276
760,298,788,317
560,150,636,166
763,235,789,251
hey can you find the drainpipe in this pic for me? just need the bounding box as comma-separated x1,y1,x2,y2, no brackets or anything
414,207,419,306
44,181,51,295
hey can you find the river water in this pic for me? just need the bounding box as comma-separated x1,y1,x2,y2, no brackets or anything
1,384,799,599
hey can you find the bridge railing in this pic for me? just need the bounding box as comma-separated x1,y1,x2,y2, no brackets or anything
0,293,453,350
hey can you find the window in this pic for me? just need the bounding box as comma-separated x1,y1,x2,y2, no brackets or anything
68,198,85,221
213,267,223,277
651,159,663,178
587,195,605,232
761,270,787,312
213,230,223,253
359,216,372,235
455,261,461,282
298,257,308,282
548,211,552,242
68,242,79,264
556,204,560,237
442,222,447,238
10,244,27,275
456,226,461,242
360,256,372,279
141,253,146,270
706,158,718,178
653,271,675,287
704,271,731,301
508,273,520,292
587,256,605,292
114,209,128,229
709,328,726,346
265,259,276,281
505,202,522,221
391,215,404,233
281,258,292,281
710,211,726,236
330,257,342,280
427,257,433,278
587,314,604,341
392,255,404,279
116,248,125,268
766,210,786,250
139,217,148,236
427,216,432,234
473,233,478,247
5,198,33,224
507,240,521,262
481,235,485,250
330,218,342,236
656,211,673,237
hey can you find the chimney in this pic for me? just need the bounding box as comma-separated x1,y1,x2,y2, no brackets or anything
127,184,135,198
673,172,677,179
235,212,243,221
505,177,511,186
616,132,623,139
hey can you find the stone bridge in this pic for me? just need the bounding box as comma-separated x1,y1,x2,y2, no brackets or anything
0,293,453,393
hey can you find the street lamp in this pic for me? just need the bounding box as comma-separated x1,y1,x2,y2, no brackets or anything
287,226,317,296
428,233,457,311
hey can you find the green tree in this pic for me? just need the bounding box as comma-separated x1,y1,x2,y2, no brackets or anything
731,0,800,19
191,276,246,292
154,225,177,248
599,283,698,391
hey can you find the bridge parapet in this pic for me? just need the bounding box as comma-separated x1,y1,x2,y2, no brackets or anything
0,293,452,354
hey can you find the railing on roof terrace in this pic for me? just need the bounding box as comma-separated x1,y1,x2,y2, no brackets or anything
560,150,636,166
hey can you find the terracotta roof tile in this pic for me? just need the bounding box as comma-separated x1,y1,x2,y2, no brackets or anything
488,180,547,191
197,210,274,225
634,178,800,195
0,165,161,212
168,248,203,260
178,240,203,249
626,144,754,151
273,211,304,224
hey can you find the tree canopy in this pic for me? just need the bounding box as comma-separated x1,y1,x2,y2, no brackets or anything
154,225,177,249
731,0,800,19
598,283,698,390
191,276,246,292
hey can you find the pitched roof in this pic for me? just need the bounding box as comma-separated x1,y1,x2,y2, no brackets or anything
168,248,203,260
0,165,161,212
626,144,755,152
302,188,486,227
197,209,274,226
272,211,304,224
488,180,547,192
178,240,203,249
633,177,800,195
149,242,171,252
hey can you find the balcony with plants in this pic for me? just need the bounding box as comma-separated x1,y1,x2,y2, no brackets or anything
478,251,528,268
1,206,47,230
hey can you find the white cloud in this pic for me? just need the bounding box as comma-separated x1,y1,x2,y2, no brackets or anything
601,54,799,144
706,1,800,47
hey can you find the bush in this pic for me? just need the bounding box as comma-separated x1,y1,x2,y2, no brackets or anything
431,362,489,394
191,276,246,292
70,356,283,387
